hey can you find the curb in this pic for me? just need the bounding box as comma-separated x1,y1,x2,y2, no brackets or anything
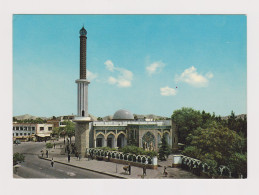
38,156,126,179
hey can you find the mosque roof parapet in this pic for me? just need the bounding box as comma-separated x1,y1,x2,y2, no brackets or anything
92,120,171,127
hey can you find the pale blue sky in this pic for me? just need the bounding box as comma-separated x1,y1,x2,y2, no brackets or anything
13,15,246,117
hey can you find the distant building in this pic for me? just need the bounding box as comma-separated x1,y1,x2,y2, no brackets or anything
46,118,60,128
35,124,54,141
13,123,37,141
59,115,75,127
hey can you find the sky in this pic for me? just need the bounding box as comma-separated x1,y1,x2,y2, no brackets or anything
13,14,247,118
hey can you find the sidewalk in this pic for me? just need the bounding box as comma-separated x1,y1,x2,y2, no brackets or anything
41,142,200,179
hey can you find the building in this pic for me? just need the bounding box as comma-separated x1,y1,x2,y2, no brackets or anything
74,27,178,155
35,124,54,141
89,109,178,151
13,123,37,141
13,123,54,142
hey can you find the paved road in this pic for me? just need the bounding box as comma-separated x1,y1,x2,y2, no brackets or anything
13,142,115,178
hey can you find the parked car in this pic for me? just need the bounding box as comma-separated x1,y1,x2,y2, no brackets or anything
14,140,21,144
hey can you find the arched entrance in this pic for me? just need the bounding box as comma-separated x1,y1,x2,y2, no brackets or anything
157,133,162,145
96,134,105,147
163,132,170,145
117,133,126,148
142,131,156,151
107,134,115,148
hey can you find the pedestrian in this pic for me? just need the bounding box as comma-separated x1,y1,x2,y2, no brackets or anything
68,154,70,163
46,150,49,158
64,139,65,145
143,165,147,176
128,164,131,175
51,158,54,167
54,143,55,149
163,166,168,177
78,153,81,161
163,166,166,174
75,151,78,159
41,150,44,157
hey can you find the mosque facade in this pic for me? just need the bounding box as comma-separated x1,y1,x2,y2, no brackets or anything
89,109,178,151
74,27,178,155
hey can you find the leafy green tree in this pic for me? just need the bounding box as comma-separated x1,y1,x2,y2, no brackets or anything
13,153,25,165
58,127,66,141
46,142,53,148
182,122,246,177
228,152,247,178
158,135,171,161
64,120,75,143
97,117,103,121
52,127,60,137
171,107,202,145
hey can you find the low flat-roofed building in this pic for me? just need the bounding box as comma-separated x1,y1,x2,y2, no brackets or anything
13,123,37,141
35,124,54,141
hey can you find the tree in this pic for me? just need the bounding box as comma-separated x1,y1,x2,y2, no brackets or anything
52,127,60,137
158,135,171,161
171,107,202,145
13,153,25,165
228,152,247,178
64,120,75,143
97,117,103,121
59,127,66,141
182,122,246,177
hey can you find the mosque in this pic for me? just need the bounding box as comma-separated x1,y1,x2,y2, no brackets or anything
74,27,178,156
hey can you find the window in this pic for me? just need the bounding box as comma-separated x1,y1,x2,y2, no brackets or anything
20,127,23,130
48,127,52,131
40,127,44,131
32,127,35,130
16,127,19,130
13,133,14,136
24,127,27,130
13,127,15,130
20,133,23,136
24,133,27,136
28,127,31,130
28,133,30,135
16,133,18,136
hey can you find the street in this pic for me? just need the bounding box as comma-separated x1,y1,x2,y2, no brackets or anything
13,142,115,178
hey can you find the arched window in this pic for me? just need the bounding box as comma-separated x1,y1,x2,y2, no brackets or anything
82,110,85,117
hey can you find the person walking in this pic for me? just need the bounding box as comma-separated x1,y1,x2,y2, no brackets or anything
68,154,70,163
41,150,44,158
46,150,49,158
78,153,81,161
51,158,54,167
75,151,79,160
163,166,167,177
54,143,55,149
143,165,147,176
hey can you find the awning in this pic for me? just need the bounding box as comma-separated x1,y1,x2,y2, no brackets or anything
36,134,51,137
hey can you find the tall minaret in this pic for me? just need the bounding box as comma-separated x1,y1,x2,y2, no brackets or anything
74,26,92,156
76,26,90,117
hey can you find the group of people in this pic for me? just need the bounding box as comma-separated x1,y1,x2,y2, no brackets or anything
40,149,49,158
64,142,82,163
